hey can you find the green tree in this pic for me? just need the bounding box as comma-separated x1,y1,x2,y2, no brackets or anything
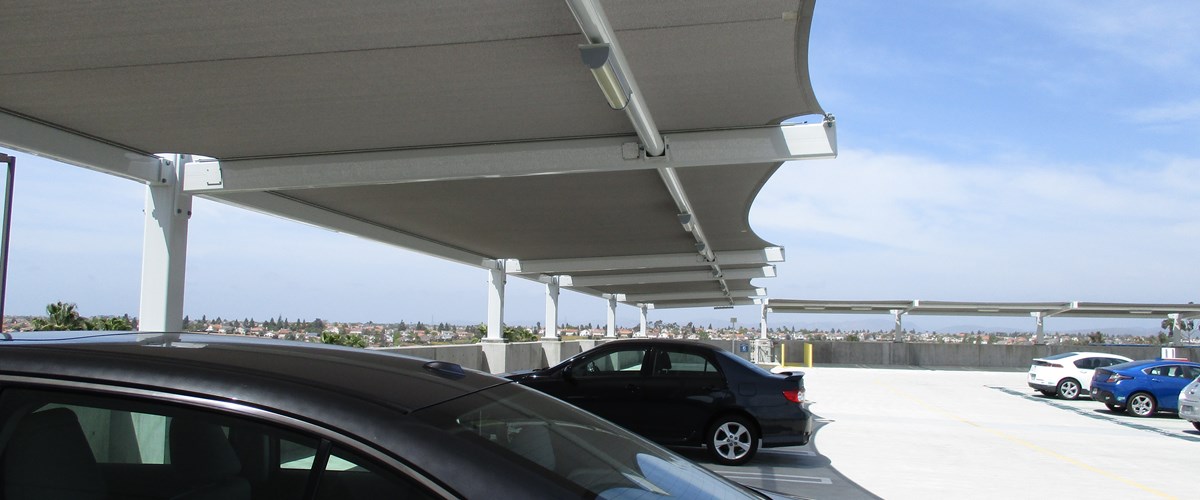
320,332,367,348
91,316,134,331
31,301,90,331
475,324,538,342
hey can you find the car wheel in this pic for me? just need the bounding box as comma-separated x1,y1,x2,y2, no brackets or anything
1055,379,1081,400
1104,403,1124,412
1126,392,1157,417
707,415,759,466
1193,422,1200,432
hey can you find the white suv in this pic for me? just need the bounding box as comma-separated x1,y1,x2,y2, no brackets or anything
1028,351,1132,399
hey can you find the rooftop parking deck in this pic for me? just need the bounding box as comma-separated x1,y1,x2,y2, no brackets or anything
695,367,1193,499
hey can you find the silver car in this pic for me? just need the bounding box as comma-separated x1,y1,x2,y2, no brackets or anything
1178,376,1200,431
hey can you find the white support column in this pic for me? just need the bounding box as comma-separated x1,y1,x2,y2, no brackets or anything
138,155,190,332
543,278,560,340
605,294,617,338
1169,313,1182,345
486,262,506,342
890,309,904,342
759,302,768,339
481,261,508,374
754,302,773,365
1031,312,1045,344
638,304,648,337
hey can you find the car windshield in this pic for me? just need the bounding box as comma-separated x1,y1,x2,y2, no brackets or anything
412,382,762,499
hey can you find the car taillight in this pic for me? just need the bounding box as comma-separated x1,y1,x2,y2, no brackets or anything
1033,360,1063,368
783,388,804,403
1107,373,1132,383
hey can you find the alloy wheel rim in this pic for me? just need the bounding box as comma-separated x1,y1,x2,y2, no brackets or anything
715,422,750,459
1061,382,1078,398
1131,396,1152,415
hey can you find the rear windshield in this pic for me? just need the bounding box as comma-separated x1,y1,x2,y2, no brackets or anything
1041,352,1077,360
412,382,761,499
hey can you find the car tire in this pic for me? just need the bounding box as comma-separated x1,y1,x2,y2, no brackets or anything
1055,379,1081,400
1192,422,1200,432
1126,392,1157,417
1104,403,1124,412
707,415,759,466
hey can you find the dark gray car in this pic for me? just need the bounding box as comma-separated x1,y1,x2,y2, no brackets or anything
0,331,789,499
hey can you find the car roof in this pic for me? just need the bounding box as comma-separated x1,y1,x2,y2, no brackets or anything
0,331,506,414
1108,358,1200,370
594,338,728,350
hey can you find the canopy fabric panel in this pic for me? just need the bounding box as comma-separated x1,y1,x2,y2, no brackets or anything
1,0,830,310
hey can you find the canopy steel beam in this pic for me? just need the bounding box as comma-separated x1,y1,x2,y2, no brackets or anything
1,111,164,185
506,247,783,274
561,266,774,287
620,288,765,303
181,124,835,194
651,298,761,309
565,0,664,157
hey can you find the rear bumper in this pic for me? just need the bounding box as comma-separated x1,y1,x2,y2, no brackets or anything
756,404,812,448
1028,381,1057,393
1179,399,1200,422
1090,387,1124,405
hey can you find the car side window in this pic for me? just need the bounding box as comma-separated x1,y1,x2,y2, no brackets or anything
655,350,720,376
572,347,649,377
1073,358,1094,369
0,389,436,500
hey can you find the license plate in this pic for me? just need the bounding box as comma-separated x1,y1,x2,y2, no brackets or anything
1184,405,1195,412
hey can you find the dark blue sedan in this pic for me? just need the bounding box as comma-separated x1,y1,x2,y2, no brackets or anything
1090,359,1200,417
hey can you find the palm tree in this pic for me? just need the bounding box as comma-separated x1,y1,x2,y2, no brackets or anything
31,301,90,331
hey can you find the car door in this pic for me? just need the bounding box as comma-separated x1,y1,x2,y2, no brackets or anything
1146,364,1192,409
635,346,729,444
551,345,652,434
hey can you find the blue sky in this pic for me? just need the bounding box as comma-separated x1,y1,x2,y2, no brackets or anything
3,1,1198,333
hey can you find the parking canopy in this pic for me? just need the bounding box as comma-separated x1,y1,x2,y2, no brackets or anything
1,1,835,311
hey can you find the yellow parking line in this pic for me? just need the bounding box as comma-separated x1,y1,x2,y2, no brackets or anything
883,381,1178,500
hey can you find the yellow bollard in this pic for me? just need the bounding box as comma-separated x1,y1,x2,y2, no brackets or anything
804,343,813,368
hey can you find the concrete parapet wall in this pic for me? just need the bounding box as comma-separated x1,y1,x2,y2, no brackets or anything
379,340,1200,374
784,341,1200,369
381,340,592,373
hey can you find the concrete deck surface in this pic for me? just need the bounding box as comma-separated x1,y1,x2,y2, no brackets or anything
803,366,1194,499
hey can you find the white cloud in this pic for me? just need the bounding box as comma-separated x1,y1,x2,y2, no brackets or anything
1130,99,1200,124
981,1,1200,74
751,148,1200,303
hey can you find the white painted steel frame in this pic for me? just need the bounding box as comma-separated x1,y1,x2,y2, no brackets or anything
561,266,775,287
1,111,163,185
181,124,836,194
507,247,783,274
544,278,560,339
138,155,192,332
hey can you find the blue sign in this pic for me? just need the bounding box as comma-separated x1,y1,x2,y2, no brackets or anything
738,343,749,353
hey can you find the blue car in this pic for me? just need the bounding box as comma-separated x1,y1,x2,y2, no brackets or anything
1090,359,1200,417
